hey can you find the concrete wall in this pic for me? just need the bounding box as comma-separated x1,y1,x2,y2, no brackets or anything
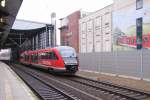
78,49,150,80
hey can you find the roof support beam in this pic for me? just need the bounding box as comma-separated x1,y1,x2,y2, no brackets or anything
8,38,20,47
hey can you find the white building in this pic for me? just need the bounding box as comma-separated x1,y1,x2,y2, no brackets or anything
79,5,113,53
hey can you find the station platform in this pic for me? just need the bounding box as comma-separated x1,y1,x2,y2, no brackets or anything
77,71,150,93
0,61,37,100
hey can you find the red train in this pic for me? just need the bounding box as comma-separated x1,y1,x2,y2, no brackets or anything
117,34,150,49
20,46,78,74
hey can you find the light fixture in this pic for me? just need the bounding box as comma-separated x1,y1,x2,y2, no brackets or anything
0,17,6,23
0,17,7,26
0,18,3,23
1,0,6,7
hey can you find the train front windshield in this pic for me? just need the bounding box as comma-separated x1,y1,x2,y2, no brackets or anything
59,50,76,58
57,47,78,65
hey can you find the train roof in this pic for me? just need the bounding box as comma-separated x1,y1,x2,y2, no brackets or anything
21,46,75,55
54,46,75,51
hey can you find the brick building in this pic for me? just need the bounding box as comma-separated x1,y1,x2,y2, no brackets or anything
59,11,89,52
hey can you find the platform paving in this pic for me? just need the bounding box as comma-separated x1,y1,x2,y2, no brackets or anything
0,61,38,100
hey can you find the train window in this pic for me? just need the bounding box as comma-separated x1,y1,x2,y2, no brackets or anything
39,52,58,60
43,54,46,59
31,54,38,62
131,39,135,44
143,37,148,43
40,53,43,59
40,53,46,59
20,54,24,59
127,39,130,44
52,52,58,60
25,55,26,61
31,55,33,61
25,55,30,61
47,52,58,60
59,49,76,58
39,53,43,59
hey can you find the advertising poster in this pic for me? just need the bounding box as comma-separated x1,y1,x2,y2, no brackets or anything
113,1,150,51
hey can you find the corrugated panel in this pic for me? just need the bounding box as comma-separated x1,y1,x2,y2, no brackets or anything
79,50,150,79
143,50,150,79
79,53,99,72
115,51,141,77
100,52,116,74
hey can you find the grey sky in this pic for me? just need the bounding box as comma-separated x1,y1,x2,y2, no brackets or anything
1,0,113,51
17,0,113,23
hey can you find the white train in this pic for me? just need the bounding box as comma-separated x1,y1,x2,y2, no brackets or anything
0,49,11,61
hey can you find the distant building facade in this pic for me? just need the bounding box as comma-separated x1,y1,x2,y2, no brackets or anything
79,5,113,53
59,10,89,53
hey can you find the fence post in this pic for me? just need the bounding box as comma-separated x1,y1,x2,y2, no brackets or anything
98,52,101,74
115,50,118,76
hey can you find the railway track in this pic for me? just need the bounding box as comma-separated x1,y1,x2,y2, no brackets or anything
10,63,150,100
48,74,150,100
66,76,150,100
10,64,102,100
10,64,78,100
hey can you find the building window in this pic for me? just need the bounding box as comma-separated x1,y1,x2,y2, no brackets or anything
66,41,70,46
105,33,110,35
105,22,109,28
136,0,143,10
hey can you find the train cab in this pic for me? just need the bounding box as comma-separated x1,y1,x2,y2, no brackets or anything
55,46,78,73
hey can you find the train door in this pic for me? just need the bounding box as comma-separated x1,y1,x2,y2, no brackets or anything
49,52,58,67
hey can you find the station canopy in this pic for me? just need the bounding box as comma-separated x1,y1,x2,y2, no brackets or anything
4,19,52,48
0,0,23,49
